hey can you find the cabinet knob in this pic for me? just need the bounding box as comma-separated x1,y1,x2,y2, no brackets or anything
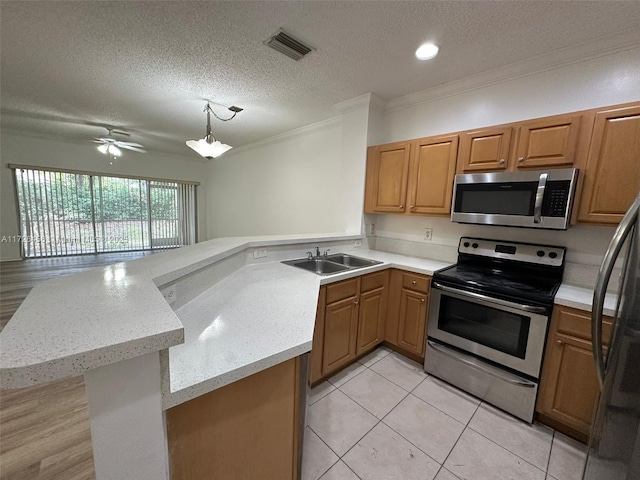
399,205,404,209
354,301,359,305
409,205,416,210
411,280,417,285
420,298,425,303
556,340,563,345
518,157,524,162
499,159,505,165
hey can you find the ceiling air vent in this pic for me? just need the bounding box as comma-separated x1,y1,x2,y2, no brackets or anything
264,29,315,61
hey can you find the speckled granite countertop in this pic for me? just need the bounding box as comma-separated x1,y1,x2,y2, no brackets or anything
0,232,614,407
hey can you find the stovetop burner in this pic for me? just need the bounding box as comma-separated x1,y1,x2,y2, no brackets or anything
433,237,566,307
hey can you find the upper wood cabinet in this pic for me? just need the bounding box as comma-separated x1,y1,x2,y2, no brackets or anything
457,113,587,173
577,104,640,224
515,114,583,169
365,135,458,216
407,134,459,215
457,127,512,173
365,141,411,213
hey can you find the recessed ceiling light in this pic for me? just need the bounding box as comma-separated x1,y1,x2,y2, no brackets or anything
415,43,439,61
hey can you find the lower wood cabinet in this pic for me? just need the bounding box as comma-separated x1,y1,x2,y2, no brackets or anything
537,305,613,438
167,357,302,480
310,271,389,383
386,270,431,359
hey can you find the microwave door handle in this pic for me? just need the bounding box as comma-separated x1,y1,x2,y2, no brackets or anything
533,173,548,223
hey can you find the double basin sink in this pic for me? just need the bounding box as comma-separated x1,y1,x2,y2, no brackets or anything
282,253,382,276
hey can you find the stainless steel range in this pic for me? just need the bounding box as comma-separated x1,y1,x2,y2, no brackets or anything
424,237,566,423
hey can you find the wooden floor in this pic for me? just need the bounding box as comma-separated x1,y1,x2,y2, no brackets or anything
0,252,153,480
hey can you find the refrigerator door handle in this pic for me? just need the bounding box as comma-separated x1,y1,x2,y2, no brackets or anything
592,193,640,389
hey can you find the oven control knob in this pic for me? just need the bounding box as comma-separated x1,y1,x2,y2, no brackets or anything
463,242,470,248
472,243,479,249
549,252,558,259
537,250,545,257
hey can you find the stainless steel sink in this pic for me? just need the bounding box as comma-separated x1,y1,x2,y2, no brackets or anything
282,253,382,276
325,254,381,268
283,258,350,275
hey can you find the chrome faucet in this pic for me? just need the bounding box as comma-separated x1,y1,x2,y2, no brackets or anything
316,246,321,258
306,251,314,260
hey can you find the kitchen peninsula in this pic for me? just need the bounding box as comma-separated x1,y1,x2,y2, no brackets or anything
0,233,618,479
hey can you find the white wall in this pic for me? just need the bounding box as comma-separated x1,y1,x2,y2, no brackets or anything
0,132,208,261
370,47,640,289
382,47,640,143
206,118,346,239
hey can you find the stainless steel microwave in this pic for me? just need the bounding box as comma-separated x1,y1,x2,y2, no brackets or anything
451,168,578,230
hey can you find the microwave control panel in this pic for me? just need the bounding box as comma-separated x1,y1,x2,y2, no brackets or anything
541,181,571,217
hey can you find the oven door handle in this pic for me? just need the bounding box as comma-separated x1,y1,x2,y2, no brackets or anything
534,172,548,224
427,340,536,388
431,281,547,314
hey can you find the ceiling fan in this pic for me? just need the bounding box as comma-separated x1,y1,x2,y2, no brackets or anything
93,128,147,156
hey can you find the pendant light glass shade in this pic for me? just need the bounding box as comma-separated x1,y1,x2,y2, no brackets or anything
186,103,233,159
185,138,232,159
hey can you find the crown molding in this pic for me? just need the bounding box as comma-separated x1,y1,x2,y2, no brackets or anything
332,92,388,114
220,115,343,158
386,28,640,113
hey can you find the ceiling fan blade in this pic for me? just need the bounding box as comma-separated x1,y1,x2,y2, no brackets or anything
120,145,147,153
115,141,145,148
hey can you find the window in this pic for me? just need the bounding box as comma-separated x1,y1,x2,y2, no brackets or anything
12,167,197,258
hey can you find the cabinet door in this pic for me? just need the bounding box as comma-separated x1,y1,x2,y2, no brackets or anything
322,296,359,375
578,104,640,224
356,287,387,355
309,287,326,384
397,289,428,356
514,114,582,169
385,269,403,346
407,134,459,215
538,331,600,435
366,142,411,213
457,127,512,173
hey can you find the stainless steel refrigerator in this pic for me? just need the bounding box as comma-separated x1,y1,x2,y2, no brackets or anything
583,192,640,480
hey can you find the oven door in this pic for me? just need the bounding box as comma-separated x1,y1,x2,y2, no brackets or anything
427,282,549,378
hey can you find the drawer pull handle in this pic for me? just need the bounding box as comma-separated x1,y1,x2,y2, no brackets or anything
411,280,417,285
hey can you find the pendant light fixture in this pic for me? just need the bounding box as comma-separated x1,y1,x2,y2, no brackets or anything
186,102,241,159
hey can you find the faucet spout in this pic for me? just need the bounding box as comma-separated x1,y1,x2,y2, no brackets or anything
315,246,320,258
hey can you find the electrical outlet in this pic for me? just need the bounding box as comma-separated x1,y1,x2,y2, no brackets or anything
424,228,433,241
253,249,268,259
354,240,362,248
366,223,376,236
161,285,177,305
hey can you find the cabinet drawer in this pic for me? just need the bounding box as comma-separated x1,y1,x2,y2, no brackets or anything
556,305,613,345
401,272,430,294
360,271,388,293
326,278,359,304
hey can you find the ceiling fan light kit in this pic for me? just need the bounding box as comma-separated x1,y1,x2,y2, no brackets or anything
186,102,237,159
94,128,147,157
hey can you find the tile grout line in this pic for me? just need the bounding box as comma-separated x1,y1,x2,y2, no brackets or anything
434,400,483,478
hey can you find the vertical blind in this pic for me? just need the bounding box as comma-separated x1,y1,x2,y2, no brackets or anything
13,167,197,258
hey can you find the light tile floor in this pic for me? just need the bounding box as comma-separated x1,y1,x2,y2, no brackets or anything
304,347,588,480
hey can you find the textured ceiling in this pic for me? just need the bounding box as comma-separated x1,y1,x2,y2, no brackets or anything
2,1,640,158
